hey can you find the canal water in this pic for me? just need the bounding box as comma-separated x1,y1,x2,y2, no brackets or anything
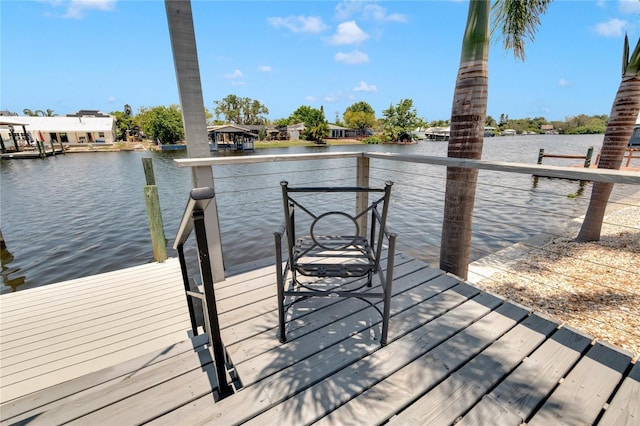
1,134,636,293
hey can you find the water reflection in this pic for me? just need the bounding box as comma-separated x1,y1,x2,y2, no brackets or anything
1,236,25,291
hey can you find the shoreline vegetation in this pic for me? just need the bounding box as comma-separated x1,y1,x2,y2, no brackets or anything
62,138,367,153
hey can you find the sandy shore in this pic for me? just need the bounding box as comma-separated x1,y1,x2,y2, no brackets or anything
468,193,640,360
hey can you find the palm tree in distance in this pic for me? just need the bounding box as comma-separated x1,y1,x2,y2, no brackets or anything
22,108,56,117
576,35,640,242
439,0,551,279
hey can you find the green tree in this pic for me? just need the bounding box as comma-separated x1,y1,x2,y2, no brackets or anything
577,35,640,242
440,0,550,279
290,105,329,143
111,110,134,141
273,117,290,127
380,99,420,142
137,105,185,144
343,101,376,135
213,94,269,125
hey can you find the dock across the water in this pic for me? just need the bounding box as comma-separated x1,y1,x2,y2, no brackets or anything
1,254,638,425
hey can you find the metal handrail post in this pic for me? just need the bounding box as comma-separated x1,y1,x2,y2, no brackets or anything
192,209,233,398
381,232,396,346
177,244,199,335
274,232,286,343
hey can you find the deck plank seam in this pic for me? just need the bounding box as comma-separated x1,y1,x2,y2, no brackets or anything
1,309,192,369
521,329,597,424
0,335,211,422
0,293,188,345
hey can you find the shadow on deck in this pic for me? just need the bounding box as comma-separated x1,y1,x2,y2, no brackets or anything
1,254,637,425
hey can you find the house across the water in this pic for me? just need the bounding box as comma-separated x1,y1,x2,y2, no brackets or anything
0,110,117,151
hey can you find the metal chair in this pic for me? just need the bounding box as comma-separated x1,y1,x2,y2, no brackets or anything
274,181,396,345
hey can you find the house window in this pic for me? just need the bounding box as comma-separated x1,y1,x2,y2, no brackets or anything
60,133,69,143
98,132,105,138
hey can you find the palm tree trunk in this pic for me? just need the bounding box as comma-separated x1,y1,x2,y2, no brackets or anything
576,75,640,242
439,0,489,280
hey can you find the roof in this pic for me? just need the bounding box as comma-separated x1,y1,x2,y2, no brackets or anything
328,124,349,130
0,116,114,132
207,124,252,133
0,117,30,126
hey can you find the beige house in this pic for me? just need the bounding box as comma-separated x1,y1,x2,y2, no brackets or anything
0,111,117,150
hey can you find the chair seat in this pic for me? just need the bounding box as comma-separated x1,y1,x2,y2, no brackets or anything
292,235,375,277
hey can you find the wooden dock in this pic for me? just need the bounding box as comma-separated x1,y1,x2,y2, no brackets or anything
1,255,638,425
0,147,64,159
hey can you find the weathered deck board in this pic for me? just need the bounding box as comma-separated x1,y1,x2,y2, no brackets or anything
67,263,455,425
0,335,210,425
457,325,593,424
599,361,640,425
388,312,556,425
1,254,637,426
528,341,633,426
0,259,192,402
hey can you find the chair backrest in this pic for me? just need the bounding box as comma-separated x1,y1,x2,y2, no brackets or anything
280,181,393,266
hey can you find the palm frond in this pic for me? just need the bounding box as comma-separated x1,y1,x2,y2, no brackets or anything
622,34,630,74
626,36,640,76
491,0,552,61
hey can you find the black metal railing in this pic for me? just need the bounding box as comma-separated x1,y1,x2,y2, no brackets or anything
174,186,233,399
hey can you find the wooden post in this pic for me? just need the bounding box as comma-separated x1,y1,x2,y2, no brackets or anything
584,146,594,168
0,133,6,153
166,0,225,282
50,140,56,156
356,155,370,238
537,148,545,165
142,158,167,262
37,141,46,159
625,148,635,167
142,157,156,185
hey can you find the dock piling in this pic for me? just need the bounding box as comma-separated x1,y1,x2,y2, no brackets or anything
537,146,594,168
142,158,167,262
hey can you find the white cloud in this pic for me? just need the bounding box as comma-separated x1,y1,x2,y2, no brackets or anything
267,16,328,33
305,96,318,102
594,18,627,37
558,78,571,87
335,1,362,20
61,0,116,19
107,96,116,103
231,81,246,87
618,0,640,14
363,4,407,23
258,65,272,72
335,1,407,23
353,81,377,92
329,21,369,45
335,50,369,64
323,94,341,102
224,69,244,79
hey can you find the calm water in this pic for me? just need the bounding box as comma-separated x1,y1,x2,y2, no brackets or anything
1,134,636,293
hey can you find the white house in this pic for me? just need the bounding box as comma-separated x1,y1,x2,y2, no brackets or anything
0,111,117,150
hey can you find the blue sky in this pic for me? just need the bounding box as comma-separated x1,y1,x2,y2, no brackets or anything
2,0,639,122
